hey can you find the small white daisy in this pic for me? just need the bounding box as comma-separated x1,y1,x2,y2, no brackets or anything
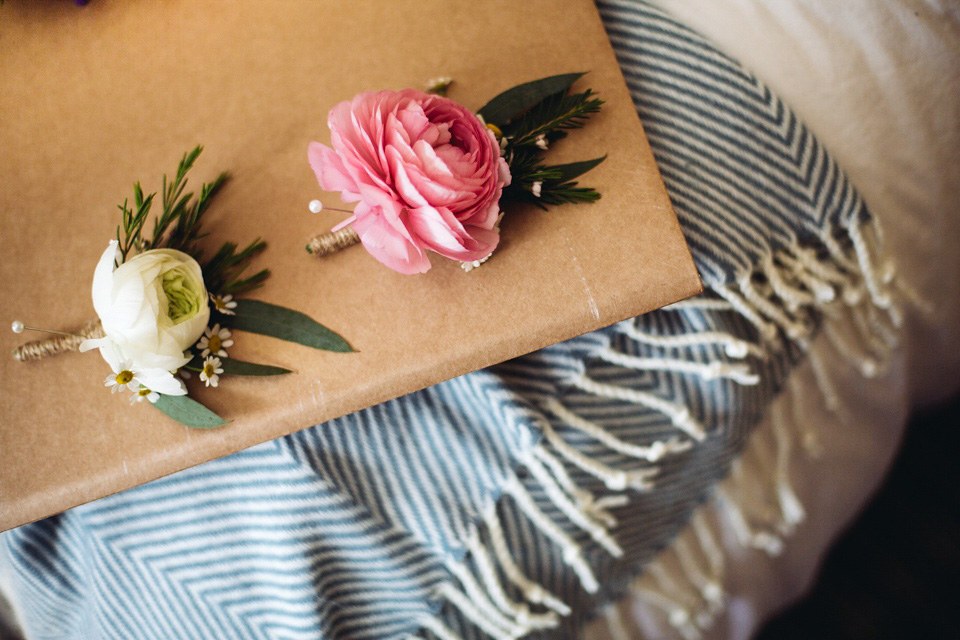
129,387,160,405
104,367,138,394
210,293,238,316
531,181,542,198
197,323,234,358
199,356,224,388
96,339,185,397
535,133,549,150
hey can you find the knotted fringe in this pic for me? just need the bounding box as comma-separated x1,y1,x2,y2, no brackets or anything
417,220,909,640
615,359,814,640
598,220,913,640
416,395,702,638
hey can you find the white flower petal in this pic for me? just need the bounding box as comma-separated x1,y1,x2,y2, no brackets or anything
135,368,186,396
79,336,111,354
91,240,119,319
90,246,209,382
166,309,210,353
131,349,191,373
95,340,125,372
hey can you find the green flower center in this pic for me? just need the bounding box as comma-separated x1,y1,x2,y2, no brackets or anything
161,267,203,323
116,370,134,385
208,335,222,353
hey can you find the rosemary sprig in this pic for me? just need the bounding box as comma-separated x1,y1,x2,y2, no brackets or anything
504,89,604,148
149,146,202,249
201,239,270,296
497,85,606,208
163,170,229,257
113,147,267,295
115,183,155,262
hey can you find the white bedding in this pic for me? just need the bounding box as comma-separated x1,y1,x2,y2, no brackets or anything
587,1,960,638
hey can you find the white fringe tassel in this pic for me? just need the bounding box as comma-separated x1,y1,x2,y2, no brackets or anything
620,386,813,640
427,219,904,640
603,219,905,640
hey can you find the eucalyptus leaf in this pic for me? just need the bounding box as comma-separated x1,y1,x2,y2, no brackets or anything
544,155,608,184
186,354,292,377
154,394,228,429
225,299,354,352
477,72,586,127
219,359,292,376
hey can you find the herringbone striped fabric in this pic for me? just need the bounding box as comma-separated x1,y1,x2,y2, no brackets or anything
2,2,889,639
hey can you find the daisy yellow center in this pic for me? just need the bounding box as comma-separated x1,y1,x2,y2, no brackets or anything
208,335,222,353
203,363,216,377
138,388,152,397
115,370,134,385
214,297,227,310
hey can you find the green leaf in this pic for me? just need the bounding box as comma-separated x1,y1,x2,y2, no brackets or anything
186,354,291,377
477,72,585,126
505,89,603,146
221,359,292,376
154,394,228,429
225,299,354,352
544,155,607,184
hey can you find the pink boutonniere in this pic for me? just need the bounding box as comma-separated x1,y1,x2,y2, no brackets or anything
306,73,606,274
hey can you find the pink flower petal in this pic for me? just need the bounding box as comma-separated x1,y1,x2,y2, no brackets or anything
353,213,431,274
408,206,499,261
313,88,509,273
308,142,360,199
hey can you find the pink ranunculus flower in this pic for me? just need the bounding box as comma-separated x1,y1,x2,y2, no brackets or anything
309,89,511,274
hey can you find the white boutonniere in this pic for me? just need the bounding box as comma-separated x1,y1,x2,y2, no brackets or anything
13,147,354,428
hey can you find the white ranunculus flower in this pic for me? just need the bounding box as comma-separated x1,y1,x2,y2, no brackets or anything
80,240,210,373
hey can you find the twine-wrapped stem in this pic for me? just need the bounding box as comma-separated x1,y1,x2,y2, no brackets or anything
305,226,360,257
13,320,104,362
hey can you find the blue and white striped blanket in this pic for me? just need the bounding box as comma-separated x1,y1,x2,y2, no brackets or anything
1,2,896,638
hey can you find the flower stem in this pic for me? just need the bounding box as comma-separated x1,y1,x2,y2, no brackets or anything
13,321,104,362
305,226,360,257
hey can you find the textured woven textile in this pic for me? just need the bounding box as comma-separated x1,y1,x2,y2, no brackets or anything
1,2,896,639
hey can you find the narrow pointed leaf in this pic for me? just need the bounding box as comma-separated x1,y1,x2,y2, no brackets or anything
219,359,292,376
154,394,228,429
477,72,586,126
186,354,292,377
544,155,607,184
225,299,354,352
